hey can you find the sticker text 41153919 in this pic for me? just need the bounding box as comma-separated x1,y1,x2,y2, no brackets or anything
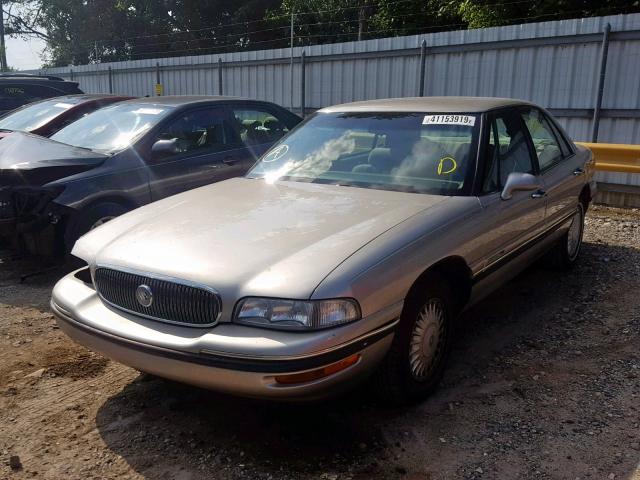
423,115,476,127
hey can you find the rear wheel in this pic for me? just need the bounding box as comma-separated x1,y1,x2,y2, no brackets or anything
547,204,584,270
372,274,454,405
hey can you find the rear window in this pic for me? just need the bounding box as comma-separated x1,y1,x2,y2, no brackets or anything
0,84,65,112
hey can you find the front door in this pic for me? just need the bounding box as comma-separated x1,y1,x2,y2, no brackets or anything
146,107,244,201
473,108,547,275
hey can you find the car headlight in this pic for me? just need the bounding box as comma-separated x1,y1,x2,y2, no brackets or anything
234,297,361,330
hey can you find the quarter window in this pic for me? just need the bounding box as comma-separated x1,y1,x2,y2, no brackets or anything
232,107,290,146
521,108,564,171
155,109,234,157
482,110,535,193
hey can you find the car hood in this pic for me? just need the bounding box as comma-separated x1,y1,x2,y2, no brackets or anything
0,131,107,186
74,177,449,307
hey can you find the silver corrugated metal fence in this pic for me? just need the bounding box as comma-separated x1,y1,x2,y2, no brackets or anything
30,13,640,206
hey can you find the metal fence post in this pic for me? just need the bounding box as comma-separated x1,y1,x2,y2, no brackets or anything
300,50,306,117
591,23,611,143
218,58,223,95
418,39,427,97
108,66,113,93
154,62,161,96
69,68,74,81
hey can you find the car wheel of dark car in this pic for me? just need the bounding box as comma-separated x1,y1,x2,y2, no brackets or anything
372,273,454,404
546,204,585,270
66,202,129,252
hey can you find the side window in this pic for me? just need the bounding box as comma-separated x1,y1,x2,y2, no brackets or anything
231,107,290,146
548,117,573,157
154,108,234,158
521,108,564,171
482,110,535,193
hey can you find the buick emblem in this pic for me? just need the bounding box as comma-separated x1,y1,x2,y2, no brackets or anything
135,284,153,308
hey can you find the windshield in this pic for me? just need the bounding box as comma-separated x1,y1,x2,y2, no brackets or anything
0,97,81,132
248,112,480,195
50,102,174,153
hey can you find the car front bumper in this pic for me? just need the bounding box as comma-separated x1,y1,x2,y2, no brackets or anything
51,272,399,400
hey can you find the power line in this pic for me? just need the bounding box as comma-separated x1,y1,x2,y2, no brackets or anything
63,3,629,63
74,7,477,53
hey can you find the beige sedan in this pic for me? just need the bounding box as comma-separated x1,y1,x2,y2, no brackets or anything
51,97,595,403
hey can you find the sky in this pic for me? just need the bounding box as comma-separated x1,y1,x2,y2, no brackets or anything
6,35,46,71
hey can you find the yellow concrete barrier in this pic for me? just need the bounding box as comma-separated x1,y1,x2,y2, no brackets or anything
576,142,640,174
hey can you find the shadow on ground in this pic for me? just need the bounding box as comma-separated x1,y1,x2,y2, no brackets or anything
86,239,640,479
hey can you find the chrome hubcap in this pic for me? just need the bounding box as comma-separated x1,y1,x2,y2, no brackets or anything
409,299,446,381
567,209,583,259
90,216,116,230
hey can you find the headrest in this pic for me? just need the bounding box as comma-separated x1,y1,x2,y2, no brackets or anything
263,117,284,130
368,148,391,170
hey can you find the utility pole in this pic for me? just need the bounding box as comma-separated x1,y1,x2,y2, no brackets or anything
290,11,294,110
0,0,7,71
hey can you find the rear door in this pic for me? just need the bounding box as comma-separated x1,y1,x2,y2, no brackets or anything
519,107,583,224
474,108,547,273
146,106,246,200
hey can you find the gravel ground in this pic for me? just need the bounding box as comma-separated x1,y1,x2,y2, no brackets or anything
0,204,639,480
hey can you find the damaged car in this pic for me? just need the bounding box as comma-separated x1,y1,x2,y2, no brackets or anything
52,97,596,402
0,96,300,256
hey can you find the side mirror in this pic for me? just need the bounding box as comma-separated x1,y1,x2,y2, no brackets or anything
151,138,179,159
501,172,540,200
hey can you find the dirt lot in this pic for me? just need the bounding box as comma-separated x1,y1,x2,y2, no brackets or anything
0,205,639,480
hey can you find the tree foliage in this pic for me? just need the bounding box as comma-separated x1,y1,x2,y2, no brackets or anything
3,0,639,67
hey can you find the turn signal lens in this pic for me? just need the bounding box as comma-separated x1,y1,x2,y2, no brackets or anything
274,354,361,385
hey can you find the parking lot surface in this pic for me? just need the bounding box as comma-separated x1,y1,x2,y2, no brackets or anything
0,205,639,480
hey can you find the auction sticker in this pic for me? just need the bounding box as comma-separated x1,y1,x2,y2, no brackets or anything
423,114,476,127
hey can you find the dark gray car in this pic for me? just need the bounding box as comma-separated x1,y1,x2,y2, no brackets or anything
0,96,300,256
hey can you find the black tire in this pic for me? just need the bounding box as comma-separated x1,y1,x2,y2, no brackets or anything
546,203,585,270
65,202,129,253
372,273,454,405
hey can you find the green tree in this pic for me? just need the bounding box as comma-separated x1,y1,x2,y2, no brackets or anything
3,0,640,66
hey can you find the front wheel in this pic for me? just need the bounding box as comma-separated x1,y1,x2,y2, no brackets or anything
372,274,454,405
547,203,585,270
65,202,129,253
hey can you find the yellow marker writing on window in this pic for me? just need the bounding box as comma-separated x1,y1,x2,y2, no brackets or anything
437,156,457,175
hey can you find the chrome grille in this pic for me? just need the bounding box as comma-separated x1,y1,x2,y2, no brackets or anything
94,267,220,327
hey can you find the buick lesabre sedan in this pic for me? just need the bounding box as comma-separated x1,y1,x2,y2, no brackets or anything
52,97,596,403
0,96,299,256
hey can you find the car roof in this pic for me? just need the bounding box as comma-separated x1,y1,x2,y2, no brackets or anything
48,94,129,103
0,73,66,81
319,96,534,113
120,95,261,107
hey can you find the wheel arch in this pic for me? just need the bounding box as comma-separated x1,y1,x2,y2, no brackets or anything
405,255,473,315
579,184,591,212
61,194,140,253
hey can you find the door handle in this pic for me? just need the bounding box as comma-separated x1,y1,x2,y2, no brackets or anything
573,168,585,176
531,189,547,199
222,156,237,165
